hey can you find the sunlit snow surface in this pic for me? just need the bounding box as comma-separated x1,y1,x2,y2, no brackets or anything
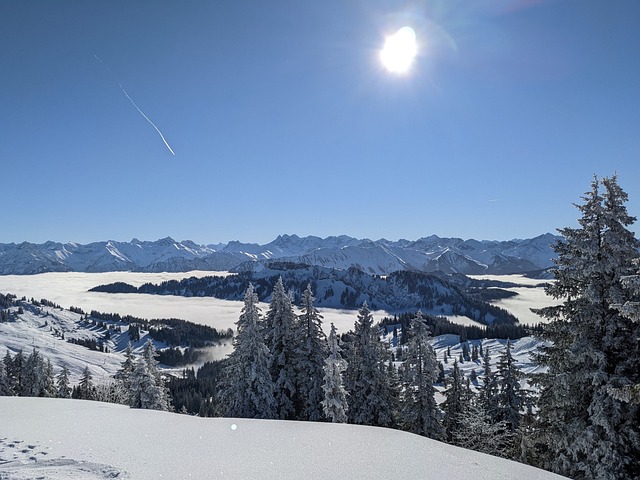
0,398,567,480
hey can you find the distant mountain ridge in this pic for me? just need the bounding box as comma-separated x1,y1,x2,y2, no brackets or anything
0,233,560,275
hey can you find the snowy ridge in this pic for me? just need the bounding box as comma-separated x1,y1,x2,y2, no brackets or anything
0,233,560,275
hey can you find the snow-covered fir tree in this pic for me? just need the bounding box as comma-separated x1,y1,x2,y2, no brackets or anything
263,277,299,420
219,283,275,419
479,346,498,422
115,341,136,402
611,258,640,403
43,359,56,398
345,302,396,427
533,175,640,480
399,311,442,439
441,360,465,443
495,340,524,432
0,354,12,395
294,284,328,421
321,323,349,423
56,365,71,398
129,339,170,411
6,350,24,395
77,366,95,400
23,348,47,397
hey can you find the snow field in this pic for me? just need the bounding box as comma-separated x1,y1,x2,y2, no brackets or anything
0,397,567,480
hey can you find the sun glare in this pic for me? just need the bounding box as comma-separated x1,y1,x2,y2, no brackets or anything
380,26,418,74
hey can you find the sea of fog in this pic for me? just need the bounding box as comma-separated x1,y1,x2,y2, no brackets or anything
0,271,556,334
0,271,381,334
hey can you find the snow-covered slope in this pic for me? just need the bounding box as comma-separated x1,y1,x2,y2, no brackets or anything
0,397,566,480
0,233,559,275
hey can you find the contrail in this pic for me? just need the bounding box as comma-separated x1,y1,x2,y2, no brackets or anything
94,55,175,156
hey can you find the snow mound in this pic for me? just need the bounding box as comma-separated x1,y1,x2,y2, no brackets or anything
0,397,566,480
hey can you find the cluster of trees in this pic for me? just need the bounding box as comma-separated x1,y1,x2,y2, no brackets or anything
380,312,541,342
0,348,57,397
0,340,171,412
0,293,17,309
211,279,530,455
87,310,232,347
67,336,110,353
168,362,223,416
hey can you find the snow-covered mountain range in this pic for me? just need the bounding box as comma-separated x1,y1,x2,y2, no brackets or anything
0,234,560,275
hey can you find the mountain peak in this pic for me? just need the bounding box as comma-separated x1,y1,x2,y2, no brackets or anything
0,233,561,275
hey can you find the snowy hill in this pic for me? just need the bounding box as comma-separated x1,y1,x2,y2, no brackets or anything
0,297,232,383
0,233,559,275
0,397,566,480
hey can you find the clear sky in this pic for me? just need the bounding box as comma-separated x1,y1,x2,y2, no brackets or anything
2,0,639,245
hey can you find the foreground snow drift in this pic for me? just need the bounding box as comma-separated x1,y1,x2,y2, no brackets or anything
0,398,565,480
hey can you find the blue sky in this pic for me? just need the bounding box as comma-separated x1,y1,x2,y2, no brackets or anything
2,0,639,245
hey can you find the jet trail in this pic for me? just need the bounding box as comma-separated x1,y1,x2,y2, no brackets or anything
94,55,175,156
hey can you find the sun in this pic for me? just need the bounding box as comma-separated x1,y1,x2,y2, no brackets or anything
380,26,418,74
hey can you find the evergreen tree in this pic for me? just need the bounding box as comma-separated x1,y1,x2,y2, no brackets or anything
219,284,275,419
295,284,328,421
56,365,71,398
495,340,524,432
116,341,136,401
43,359,56,397
2,351,14,395
23,348,46,397
8,350,25,395
346,303,396,427
442,360,464,442
130,339,170,411
321,323,349,423
399,311,442,439
78,366,95,400
611,258,640,403
264,277,298,420
479,347,498,421
0,355,12,395
533,175,640,479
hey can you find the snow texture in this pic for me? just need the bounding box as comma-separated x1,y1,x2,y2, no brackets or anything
0,397,567,480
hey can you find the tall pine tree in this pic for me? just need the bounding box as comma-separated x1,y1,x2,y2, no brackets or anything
129,339,170,411
56,365,71,398
219,284,275,419
321,323,349,423
611,258,640,403
0,354,12,395
295,284,328,421
533,175,640,479
442,360,465,443
399,311,442,439
346,303,396,427
264,277,298,420
495,340,524,432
